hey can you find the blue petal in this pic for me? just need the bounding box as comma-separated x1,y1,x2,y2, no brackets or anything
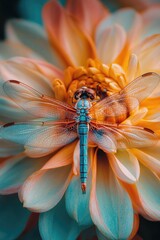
39,198,82,240
0,194,30,240
65,175,92,227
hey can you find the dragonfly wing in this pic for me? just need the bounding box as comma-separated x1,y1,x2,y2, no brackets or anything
0,121,77,157
3,80,76,120
90,72,160,123
89,123,158,152
89,123,117,153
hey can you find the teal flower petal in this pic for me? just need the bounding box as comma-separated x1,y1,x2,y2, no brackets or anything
39,198,82,240
0,154,48,194
0,139,23,157
0,194,30,240
65,175,92,227
90,151,134,239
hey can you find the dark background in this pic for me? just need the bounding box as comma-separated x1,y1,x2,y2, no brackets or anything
0,0,160,239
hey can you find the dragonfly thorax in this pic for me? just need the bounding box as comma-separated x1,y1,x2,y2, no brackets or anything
75,98,91,110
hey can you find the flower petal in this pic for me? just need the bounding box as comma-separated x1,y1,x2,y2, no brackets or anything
96,24,126,64
43,0,96,66
11,57,64,81
0,154,48,194
126,53,140,82
131,146,160,177
108,150,140,183
126,163,160,220
65,174,93,226
20,164,73,212
0,58,54,98
0,139,23,157
90,150,134,239
6,20,65,68
65,170,92,226
0,194,30,240
133,34,160,74
141,6,160,39
0,41,40,60
39,198,82,240
96,9,142,48
66,0,108,35
41,141,77,170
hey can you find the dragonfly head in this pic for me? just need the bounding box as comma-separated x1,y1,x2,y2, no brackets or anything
74,87,95,100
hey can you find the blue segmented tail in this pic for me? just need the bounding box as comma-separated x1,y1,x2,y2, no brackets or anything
78,122,88,194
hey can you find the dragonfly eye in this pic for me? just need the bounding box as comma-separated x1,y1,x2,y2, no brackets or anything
74,87,95,100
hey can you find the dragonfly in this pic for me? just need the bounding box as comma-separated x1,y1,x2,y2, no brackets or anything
0,72,160,193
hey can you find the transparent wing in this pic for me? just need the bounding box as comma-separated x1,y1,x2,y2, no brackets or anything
3,80,76,120
0,120,77,157
89,122,159,153
90,72,160,124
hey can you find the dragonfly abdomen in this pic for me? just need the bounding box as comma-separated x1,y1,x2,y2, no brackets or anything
78,122,89,194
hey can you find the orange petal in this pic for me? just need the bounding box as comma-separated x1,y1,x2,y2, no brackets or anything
43,0,96,67
66,0,108,36
41,141,77,170
128,213,139,240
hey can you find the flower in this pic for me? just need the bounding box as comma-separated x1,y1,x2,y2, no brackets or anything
0,0,160,239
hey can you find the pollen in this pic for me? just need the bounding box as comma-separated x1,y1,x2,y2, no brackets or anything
64,59,127,105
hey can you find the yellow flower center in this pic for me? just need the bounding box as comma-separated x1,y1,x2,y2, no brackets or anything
65,59,127,105
52,59,127,104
